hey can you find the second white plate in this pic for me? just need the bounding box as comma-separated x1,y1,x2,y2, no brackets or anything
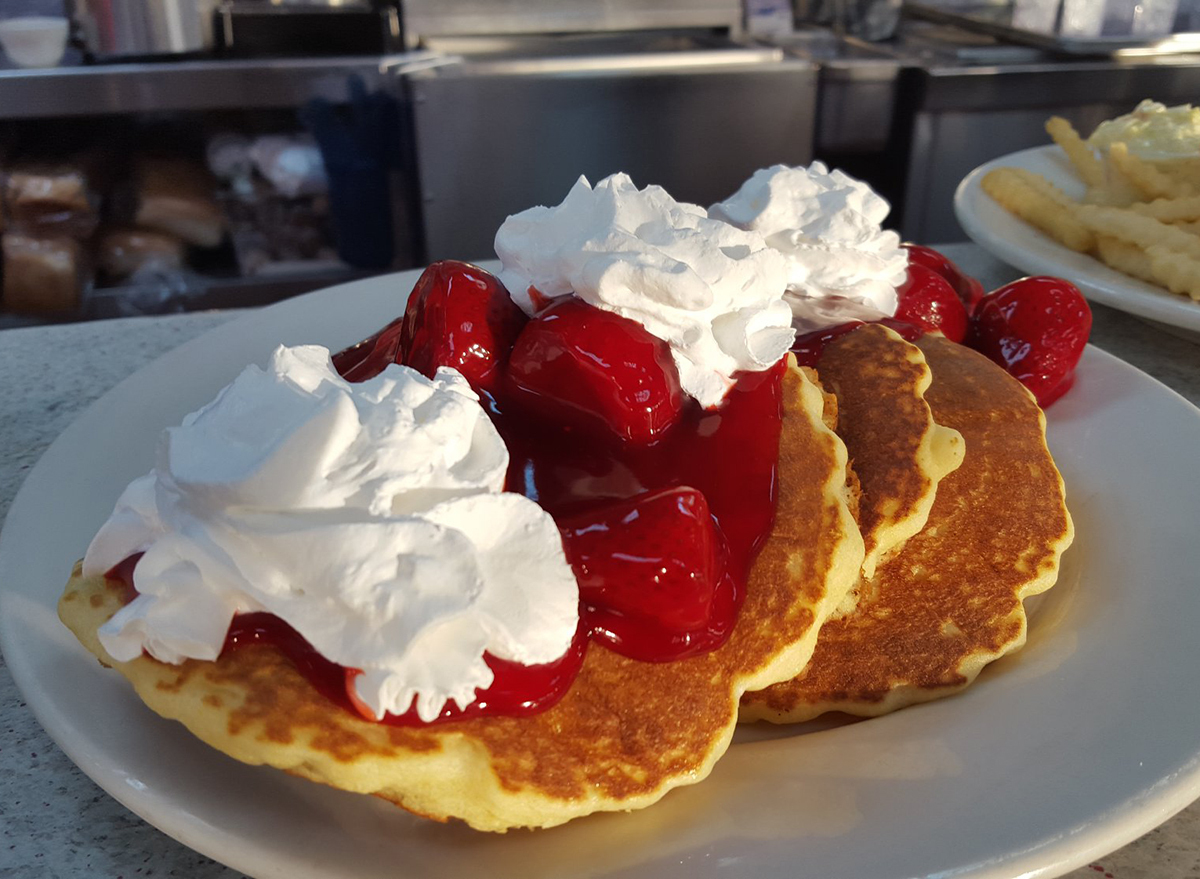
955,144,1200,334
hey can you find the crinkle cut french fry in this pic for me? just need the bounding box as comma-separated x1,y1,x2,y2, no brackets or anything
1076,204,1200,261
982,167,1094,252
1147,245,1200,300
1085,184,1136,207
1128,194,1200,222
1109,143,1195,200
1008,167,1078,207
1093,154,1150,207
1046,116,1106,189
1094,234,1159,285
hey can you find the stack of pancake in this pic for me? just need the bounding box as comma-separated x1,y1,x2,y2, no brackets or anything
743,324,1073,723
57,324,1073,831
58,360,865,831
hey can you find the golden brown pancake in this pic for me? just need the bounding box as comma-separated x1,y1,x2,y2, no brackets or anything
59,360,865,831
741,335,1073,723
817,324,964,584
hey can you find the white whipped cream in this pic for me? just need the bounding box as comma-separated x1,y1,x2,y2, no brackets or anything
1088,99,1200,161
494,173,794,409
85,345,579,723
709,163,909,334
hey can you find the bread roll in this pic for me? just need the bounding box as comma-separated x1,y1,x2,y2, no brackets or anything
4,165,99,239
2,233,86,313
135,158,225,248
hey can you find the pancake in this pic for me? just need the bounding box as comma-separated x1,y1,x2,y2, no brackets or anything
817,324,965,584
59,359,865,831
741,334,1073,723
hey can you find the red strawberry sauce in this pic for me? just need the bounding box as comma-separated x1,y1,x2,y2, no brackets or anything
108,292,787,728
107,557,590,723
490,359,786,662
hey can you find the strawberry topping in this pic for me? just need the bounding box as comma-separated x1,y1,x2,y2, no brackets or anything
893,264,970,343
399,260,528,394
967,276,1092,407
560,487,726,637
329,315,406,383
903,243,986,315
504,297,684,445
331,261,527,393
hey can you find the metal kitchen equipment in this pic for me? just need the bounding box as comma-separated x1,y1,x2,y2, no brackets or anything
884,19,1200,242
69,0,219,59
764,28,904,153
906,1,1200,56
399,0,818,262
400,0,743,46
213,1,404,57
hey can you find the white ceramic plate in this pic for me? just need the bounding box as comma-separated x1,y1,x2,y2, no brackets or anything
4,271,1200,879
955,144,1200,334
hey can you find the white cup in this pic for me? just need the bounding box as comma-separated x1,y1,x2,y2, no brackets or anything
0,16,69,69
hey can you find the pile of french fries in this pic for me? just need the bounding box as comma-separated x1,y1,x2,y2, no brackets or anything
981,115,1200,301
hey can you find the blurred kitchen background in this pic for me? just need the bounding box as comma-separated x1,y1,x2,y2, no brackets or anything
3,0,1200,325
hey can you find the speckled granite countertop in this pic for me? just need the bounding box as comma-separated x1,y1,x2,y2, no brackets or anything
2,246,1199,879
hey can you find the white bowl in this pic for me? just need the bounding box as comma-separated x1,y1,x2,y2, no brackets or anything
0,16,69,68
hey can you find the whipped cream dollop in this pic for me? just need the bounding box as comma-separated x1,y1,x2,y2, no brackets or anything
1088,99,1200,160
709,163,908,334
84,345,579,722
494,173,793,408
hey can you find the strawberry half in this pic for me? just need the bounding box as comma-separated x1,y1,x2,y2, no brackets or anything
559,486,725,633
904,244,986,315
399,260,528,394
503,297,684,445
893,264,970,343
967,276,1092,407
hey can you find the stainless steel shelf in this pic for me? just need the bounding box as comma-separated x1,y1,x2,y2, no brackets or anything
905,2,1200,56
0,51,447,119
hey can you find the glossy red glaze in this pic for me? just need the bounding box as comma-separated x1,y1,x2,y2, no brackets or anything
220,614,590,727
333,260,529,393
105,559,589,727
401,261,528,394
504,298,684,445
903,243,986,314
558,486,731,655
968,276,1092,407
329,314,406,383
108,266,785,726
495,357,784,662
525,286,558,313
894,265,970,343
